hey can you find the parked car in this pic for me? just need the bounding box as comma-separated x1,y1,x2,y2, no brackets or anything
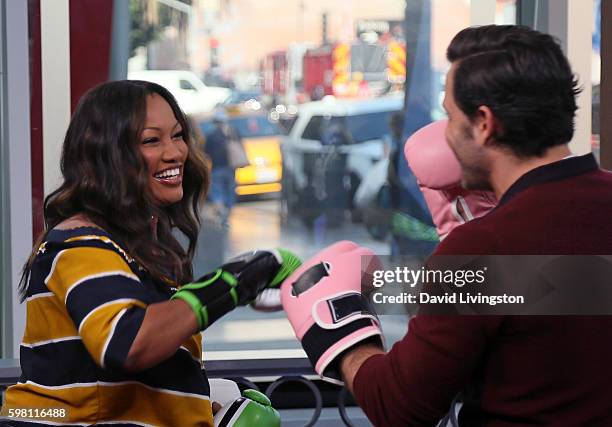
281,94,403,226
128,70,231,115
195,111,283,197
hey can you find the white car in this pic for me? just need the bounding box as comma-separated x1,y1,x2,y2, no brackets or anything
128,70,231,115
281,94,403,226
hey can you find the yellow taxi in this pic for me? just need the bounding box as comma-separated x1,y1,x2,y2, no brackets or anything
195,112,283,196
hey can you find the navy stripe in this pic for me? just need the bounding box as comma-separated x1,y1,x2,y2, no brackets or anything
65,275,151,327
46,226,112,242
26,237,139,298
26,250,60,297
103,307,145,370
20,340,101,385
19,340,208,396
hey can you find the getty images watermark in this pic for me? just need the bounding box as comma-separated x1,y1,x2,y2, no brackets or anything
371,265,524,307
360,255,612,315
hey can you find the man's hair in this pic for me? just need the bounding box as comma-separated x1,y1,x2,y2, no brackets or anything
447,25,581,157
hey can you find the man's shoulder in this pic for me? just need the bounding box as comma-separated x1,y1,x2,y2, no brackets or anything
434,217,497,255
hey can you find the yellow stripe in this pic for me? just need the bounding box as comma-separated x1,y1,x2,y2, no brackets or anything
79,300,147,366
182,334,203,362
23,295,78,345
3,383,99,424
98,382,212,425
3,382,213,426
46,247,138,303
65,235,135,264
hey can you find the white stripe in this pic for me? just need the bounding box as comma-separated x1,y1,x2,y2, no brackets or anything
227,399,250,425
451,197,466,224
44,249,68,287
19,380,98,390
19,380,210,401
96,381,211,400
78,298,145,333
65,270,141,304
65,235,135,263
21,336,81,348
26,291,54,302
457,195,475,221
100,307,129,368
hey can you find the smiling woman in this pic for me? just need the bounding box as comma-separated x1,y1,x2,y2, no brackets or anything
1,80,218,426
139,93,190,206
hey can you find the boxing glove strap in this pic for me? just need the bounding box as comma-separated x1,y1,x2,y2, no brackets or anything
301,318,377,372
312,292,378,329
217,397,248,427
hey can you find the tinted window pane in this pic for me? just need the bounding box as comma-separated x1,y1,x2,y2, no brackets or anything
344,111,400,143
301,115,324,140
229,116,279,138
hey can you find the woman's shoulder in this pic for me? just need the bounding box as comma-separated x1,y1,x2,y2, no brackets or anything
47,215,111,242
43,216,134,264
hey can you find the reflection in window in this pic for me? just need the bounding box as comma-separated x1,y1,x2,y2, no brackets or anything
127,0,474,355
592,0,601,162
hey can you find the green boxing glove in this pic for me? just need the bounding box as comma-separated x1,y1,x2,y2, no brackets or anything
172,249,301,330
213,389,280,427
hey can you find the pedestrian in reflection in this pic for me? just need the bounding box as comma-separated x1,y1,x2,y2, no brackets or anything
386,112,438,258
203,110,236,223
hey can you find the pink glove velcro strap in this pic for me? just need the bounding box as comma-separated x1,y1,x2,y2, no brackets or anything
312,292,379,329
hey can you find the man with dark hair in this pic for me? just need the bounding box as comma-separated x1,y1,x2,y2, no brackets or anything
282,25,612,426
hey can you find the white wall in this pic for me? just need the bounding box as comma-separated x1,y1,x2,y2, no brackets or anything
41,0,71,196
4,0,33,357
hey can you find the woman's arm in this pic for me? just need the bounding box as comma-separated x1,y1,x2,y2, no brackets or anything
124,299,198,372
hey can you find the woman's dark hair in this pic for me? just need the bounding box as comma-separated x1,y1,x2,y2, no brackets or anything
19,80,209,300
446,25,581,157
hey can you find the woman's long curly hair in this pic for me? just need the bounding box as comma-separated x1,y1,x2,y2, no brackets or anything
19,80,209,300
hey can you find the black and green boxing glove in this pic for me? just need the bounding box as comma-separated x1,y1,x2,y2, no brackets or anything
172,249,301,330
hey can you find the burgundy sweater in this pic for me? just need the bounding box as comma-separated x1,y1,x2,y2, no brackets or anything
354,154,612,426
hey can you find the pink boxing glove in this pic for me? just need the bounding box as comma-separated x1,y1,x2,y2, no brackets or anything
404,119,496,239
281,241,384,385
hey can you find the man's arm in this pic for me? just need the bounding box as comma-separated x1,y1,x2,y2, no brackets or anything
344,315,500,426
340,343,385,393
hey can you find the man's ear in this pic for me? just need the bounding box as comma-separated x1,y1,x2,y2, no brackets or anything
474,105,499,146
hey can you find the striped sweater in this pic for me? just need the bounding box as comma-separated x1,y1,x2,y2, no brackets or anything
2,227,213,426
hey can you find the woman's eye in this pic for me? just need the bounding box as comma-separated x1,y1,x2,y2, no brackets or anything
172,131,185,140
142,137,159,144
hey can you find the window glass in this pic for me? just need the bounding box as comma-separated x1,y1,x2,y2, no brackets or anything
592,0,601,162
344,111,401,143
301,115,324,141
27,0,478,358
495,0,517,24
229,116,280,138
179,79,196,90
